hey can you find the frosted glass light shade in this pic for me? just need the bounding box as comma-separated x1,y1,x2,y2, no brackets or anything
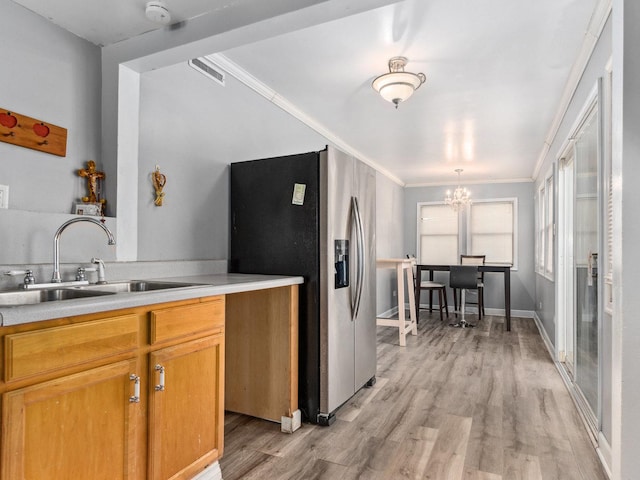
372,57,425,108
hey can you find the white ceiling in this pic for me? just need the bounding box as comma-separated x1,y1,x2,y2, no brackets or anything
11,0,602,186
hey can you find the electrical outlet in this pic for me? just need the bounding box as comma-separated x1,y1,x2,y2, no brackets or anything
539,301,543,309
392,290,397,297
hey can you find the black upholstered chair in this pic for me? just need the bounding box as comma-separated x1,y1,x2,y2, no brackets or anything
453,254,485,318
449,265,481,328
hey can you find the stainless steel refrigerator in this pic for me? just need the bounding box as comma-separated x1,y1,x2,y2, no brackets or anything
229,145,376,425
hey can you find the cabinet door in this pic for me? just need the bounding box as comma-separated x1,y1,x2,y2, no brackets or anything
1,359,140,480
148,334,224,480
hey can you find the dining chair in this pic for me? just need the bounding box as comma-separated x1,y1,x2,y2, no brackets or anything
453,254,485,318
449,265,480,328
408,256,448,322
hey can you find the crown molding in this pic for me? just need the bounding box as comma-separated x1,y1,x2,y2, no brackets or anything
405,177,534,188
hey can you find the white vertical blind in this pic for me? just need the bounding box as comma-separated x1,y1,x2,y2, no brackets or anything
418,203,458,264
469,200,515,265
605,171,613,312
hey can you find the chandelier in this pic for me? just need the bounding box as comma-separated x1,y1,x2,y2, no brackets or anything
444,169,471,211
372,57,425,109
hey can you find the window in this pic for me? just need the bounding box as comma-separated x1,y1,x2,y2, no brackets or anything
535,169,554,279
467,198,517,267
545,173,554,278
536,183,545,273
417,202,459,265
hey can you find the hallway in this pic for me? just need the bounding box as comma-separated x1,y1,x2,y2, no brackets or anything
220,313,608,479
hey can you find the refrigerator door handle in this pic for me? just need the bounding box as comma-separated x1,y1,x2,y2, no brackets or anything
351,196,365,319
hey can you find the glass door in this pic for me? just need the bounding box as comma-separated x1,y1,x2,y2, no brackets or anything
559,102,600,430
573,107,599,420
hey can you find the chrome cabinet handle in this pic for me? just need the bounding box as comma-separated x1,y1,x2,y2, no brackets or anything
155,364,165,391
129,374,140,403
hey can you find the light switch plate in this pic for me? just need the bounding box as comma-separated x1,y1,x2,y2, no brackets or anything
0,185,8,208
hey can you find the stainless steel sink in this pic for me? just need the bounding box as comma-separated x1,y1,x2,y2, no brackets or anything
78,280,202,293
0,280,202,308
0,288,116,307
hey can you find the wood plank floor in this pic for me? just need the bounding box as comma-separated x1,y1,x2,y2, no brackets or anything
219,313,608,480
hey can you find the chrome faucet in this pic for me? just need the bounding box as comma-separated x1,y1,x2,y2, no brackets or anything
52,218,115,283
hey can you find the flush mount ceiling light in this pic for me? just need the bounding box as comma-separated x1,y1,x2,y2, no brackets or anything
145,1,171,25
444,169,471,211
372,56,426,109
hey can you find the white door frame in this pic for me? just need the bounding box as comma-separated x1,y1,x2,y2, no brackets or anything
556,151,575,371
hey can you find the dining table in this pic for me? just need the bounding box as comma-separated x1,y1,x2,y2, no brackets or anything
416,263,513,331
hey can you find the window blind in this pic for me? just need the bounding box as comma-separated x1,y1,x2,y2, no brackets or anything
418,203,458,265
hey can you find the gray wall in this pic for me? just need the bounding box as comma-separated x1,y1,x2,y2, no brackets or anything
533,13,612,443
136,52,410,314
137,62,327,261
404,182,536,313
534,14,613,338
0,0,113,267
0,1,401,315
0,0,101,215
375,173,405,314
138,61,403,316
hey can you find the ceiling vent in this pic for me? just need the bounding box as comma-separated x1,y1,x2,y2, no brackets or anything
188,57,225,86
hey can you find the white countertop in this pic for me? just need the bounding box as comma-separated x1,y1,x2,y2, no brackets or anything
0,273,304,326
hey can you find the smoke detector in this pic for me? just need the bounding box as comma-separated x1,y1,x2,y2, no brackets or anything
145,1,171,25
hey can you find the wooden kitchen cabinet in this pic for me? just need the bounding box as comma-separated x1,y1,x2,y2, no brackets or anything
148,334,224,480
0,295,225,480
2,358,140,480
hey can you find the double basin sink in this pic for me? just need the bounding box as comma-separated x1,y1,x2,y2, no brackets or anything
0,281,202,307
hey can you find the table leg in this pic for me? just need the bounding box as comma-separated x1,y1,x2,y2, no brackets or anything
414,276,421,323
505,268,511,331
396,263,406,346
406,267,418,335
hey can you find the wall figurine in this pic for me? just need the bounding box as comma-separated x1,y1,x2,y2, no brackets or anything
152,166,167,206
77,160,106,215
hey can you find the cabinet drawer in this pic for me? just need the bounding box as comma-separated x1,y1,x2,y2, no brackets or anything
150,297,224,345
5,315,139,382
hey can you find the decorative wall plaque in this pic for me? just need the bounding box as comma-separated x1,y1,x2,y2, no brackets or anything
0,108,67,156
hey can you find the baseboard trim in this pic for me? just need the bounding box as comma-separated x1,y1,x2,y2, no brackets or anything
415,303,534,319
380,304,536,322
377,306,399,318
533,312,556,357
597,431,612,479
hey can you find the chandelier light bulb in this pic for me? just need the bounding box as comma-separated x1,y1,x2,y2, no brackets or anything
444,169,471,211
